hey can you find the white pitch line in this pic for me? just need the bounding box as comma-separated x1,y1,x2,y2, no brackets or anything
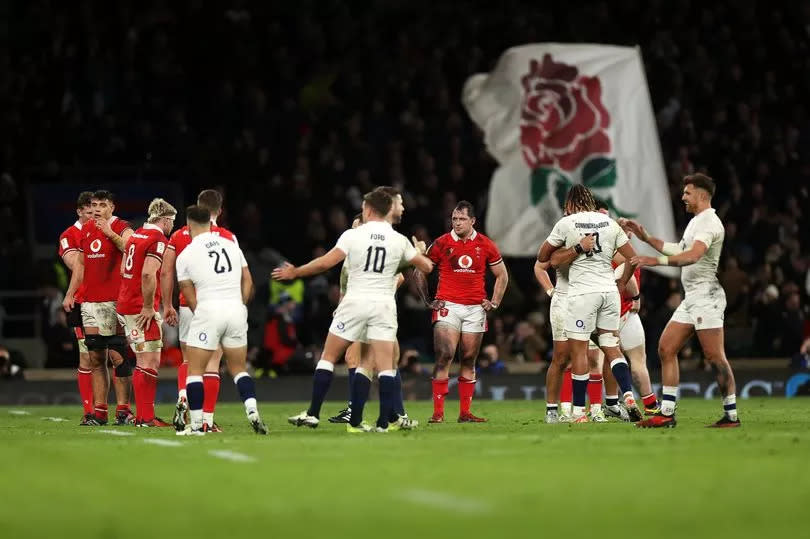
144,438,183,447
9,410,31,415
397,489,493,514
208,450,256,463
98,429,135,437
42,417,69,422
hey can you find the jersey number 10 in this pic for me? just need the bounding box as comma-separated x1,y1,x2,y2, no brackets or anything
209,248,233,274
363,246,386,273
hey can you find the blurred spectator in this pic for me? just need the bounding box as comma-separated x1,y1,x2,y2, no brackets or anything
477,344,506,375
506,320,547,363
0,344,25,380
262,292,301,373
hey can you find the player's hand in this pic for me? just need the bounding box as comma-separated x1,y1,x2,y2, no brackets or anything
163,305,178,327
580,234,596,252
618,218,647,242
95,217,114,237
411,235,427,254
62,294,75,312
631,298,641,313
271,262,297,281
481,299,498,312
136,306,157,331
427,299,445,311
631,255,658,267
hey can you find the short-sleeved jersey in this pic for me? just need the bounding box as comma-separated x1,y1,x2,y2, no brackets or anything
426,230,502,305
168,223,237,306
176,232,248,305
336,221,417,301
613,263,642,316
117,224,168,315
80,216,131,302
679,208,724,295
546,212,629,297
59,221,87,302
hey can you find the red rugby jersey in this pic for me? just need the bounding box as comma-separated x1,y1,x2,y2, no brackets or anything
426,229,502,305
117,224,168,315
80,217,131,302
58,221,87,302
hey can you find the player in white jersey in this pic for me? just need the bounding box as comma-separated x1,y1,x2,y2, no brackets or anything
274,189,433,432
622,173,740,428
174,205,267,435
538,185,642,423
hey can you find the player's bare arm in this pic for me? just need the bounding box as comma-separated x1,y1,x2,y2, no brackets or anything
136,256,162,331
178,279,197,312
160,247,178,326
62,251,84,312
548,234,596,268
617,217,682,256
483,260,507,311
98,218,133,252
533,257,555,296
409,253,434,274
616,242,638,289
631,240,708,268
271,247,347,281
240,266,254,305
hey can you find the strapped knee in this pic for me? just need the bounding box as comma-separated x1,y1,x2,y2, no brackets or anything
84,334,107,352
598,333,619,348
107,335,130,359
114,355,135,377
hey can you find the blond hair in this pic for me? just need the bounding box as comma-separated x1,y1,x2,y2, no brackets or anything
147,198,178,223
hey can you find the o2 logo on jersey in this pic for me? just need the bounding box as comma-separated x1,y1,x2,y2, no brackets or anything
458,255,473,269
90,239,102,253
575,320,585,328
198,332,208,343
336,321,345,332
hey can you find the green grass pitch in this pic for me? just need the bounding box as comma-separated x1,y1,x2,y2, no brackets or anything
2,399,809,539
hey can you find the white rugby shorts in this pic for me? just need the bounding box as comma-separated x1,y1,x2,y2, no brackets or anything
619,312,645,351
187,302,248,351
565,291,620,340
116,312,164,353
431,301,487,334
330,297,398,342
81,301,119,336
549,293,568,342
671,286,726,330
178,306,193,343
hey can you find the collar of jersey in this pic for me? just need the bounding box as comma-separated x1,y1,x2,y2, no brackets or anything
450,229,477,242
142,223,162,232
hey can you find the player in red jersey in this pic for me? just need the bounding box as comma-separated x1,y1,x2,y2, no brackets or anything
161,189,236,432
77,190,136,425
412,201,509,423
117,198,177,427
59,191,95,423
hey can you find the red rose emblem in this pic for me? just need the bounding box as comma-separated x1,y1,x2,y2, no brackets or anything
520,54,611,171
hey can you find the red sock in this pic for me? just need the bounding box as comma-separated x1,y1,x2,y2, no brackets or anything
432,378,449,417
140,367,158,421
642,393,658,408
177,362,188,397
132,368,144,421
458,377,476,415
94,403,108,421
203,372,220,414
560,368,573,403
588,374,603,406
115,404,130,413
77,368,93,415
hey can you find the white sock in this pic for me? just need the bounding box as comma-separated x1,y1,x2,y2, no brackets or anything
560,402,573,416
203,412,214,426
590,403,602,414
573,406,586,417
622,391,635,403
190,409,203,430
661,385,678,416
316,359,335,372
244,397,258,415
723,394,738,421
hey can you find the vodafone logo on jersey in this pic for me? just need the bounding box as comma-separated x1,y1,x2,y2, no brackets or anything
454,254,476,273
87,238,106,259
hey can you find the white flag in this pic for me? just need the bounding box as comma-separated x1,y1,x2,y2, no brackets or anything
463,44,677,276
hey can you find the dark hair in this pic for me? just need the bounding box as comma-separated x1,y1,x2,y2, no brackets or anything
564,185,596,214
77,191,94,209
186,205,212,225
363,190,393,217
454,200,475,218
374,185,401,198
92,190,115,203
595,198,609,211
197,189,223,213
683,173,716,197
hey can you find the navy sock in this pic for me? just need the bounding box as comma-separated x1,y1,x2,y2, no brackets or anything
377,374,395,429
235,373,256,402
389,370,405,421
307,368,334,419
187,380,204,412
573,376,588,407
347,367,356,407
605,396,619,407
610,360,634,394
350,372,371,427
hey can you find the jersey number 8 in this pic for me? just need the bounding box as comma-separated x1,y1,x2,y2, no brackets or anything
125,244,136,271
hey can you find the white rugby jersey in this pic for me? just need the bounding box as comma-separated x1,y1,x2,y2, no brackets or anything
336,220,417,300
679,208,724,294
176,231,248,305
546,211,629,296
554,266,569,295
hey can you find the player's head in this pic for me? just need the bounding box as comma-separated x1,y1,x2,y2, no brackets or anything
451,201,476,238
91,190,115,219
197,189,223,220
186,204,212,238
595,198,610,216
373,186,404,224
682,173,715,214
351,212,363,229
563,185,597,215
362,189,393,221
147,198,177,235
76,191,94,222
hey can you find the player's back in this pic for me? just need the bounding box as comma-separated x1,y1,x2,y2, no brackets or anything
81,217,130,302
552,211,628,295
117,224,168,315
340,221,415,301
176,232,246,305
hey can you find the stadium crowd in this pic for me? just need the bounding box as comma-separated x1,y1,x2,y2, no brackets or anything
1,0,809,372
